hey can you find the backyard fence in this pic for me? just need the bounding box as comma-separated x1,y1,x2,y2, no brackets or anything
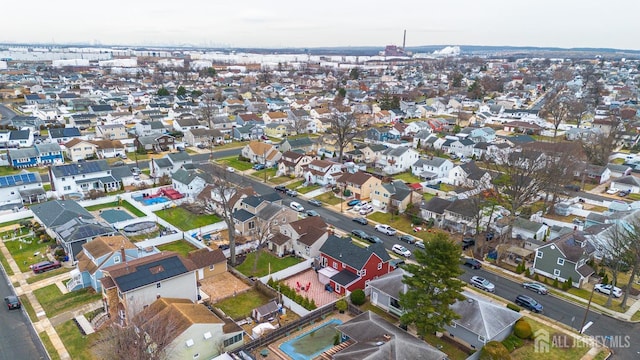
258,258,313,283
232,302,336,355
0,209,33,224
135,232,183,248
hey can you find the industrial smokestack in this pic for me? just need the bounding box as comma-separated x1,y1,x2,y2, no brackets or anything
402,30,406,51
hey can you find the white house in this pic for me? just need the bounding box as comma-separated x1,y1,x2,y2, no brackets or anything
411,156,454,180
375,147,420,175
171,169,210,201
303,159,343,186
50,159,121,197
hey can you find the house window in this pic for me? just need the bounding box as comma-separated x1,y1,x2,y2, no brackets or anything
361,269,366,277
209,264,214,271
193,354,199,359
557,258,565,266
536,252,543,259
335,284,341,292
553,269,561,277
478,335,486,343
157,282,161,288
332,261,338,269
377,262,383,270
113,256,120,264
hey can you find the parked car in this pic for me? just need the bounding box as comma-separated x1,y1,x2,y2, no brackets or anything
274,185,287,193
392,244,411,257
594,284,622,298
118,153,128,159
305,210,320,217
462,238,476,250
522,282,549,295
308,199,322,207
4,296,21,310
347,199,361,207
375,224,397,236
415,240,425,249
365,234,383,244
353,201,369,211
619,190,631,197
176,145,185,152
253,163,266,170
564,184,581,192
351,229,368,239
218,244,230,251
286,189,298,197
515,294,544,313
112,160,125,167
289,202,304,212
197,143,207,149
398,234,416,244
463,257,481,269
359,206,374,215
606,188,618,195
30,260,62,274
485,231,495,241
131,167,141,175
470,276,495,292
352,217,368,225
390,258,405,269
226,166,235,173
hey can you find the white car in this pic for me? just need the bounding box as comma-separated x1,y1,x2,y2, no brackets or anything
606,188,618,195
359,206,374,215
353,201,369,211
226,167,235,173
392,244,411,257
594,284,622,298
289,202,305,212
375,224,397,236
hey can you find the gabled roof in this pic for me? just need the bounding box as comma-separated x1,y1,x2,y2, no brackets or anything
382,180,412,201
82,235,136,259
104,252,197,293
612,175,640,187
233,209,255,222
31,200,94,228
420,197,453,214
458,161,487,181
49,127,82,138
450,291,522,339
320,235,390,270
413,156,449,168
51,159,110,177
53,217,115,242
338,171,375,186
187,248,226,268
445,198,478,218
334,311,447,360
167,151,191,163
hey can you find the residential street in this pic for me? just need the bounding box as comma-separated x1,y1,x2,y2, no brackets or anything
201,157,640,359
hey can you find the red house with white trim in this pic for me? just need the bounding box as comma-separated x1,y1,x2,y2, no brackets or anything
318,235,392,295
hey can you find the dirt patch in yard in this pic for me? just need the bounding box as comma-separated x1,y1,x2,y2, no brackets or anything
199,272,251,303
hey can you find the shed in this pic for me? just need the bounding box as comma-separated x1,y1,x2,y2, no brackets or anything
318,266,339,285
252,300,280,322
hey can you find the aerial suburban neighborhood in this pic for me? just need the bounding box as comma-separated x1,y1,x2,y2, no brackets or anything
0,43,639,360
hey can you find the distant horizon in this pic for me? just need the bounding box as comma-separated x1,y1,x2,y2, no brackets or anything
3,0,639,52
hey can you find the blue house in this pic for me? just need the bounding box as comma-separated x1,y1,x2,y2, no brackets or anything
67,235,158,292
8,143,64,168
365,127,399,143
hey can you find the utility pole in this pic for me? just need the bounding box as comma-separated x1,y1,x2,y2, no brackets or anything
579,286,596,334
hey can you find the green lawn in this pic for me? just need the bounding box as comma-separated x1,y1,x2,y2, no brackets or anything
212,141,245,150
39,331,62,360
393,172,422,184
55,320,98,360
0,249,13,276
423,333,470,360
155,207,221,231
314,192,343,205
0,167,22,176
43,183,52,191
510,317,590,360
214,289,271,320
34,285,102,318
298,184,321,194
127,229,161,243
422,192,435,201
126,152,149,160
235,250,303,278
4,238,53,272
367,211,437,242
286,180,304,189
565,287,627,312
84,200,146,217
26,267,70,284
0,218,32,229
19,295,38,322
157,240,198,257
253,168,277,180
359,301,398,324
268,176,291,185
219,156,253,171
632,310,640,321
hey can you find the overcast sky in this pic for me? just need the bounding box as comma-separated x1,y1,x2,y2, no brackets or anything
3,1,639,50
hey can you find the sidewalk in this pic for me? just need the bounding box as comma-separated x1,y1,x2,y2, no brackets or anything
0,239,71,359
479,259,640,322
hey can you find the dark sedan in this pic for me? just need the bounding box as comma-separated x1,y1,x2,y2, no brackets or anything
366,234,383,244
352,217,368,225
308,199,322,207
398,234,415,244
4,296,21,310
351,229,368,239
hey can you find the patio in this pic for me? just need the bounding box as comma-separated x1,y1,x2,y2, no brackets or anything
280,268,340,307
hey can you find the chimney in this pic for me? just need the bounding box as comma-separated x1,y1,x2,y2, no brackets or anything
121,246,126,263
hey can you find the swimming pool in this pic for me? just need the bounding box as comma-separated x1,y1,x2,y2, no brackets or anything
279,319,343,360
134,196,170,206
101,209,133,224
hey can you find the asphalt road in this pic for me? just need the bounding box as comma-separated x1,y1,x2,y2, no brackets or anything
206,159,640,359
0,270,48,359
0,104,16,125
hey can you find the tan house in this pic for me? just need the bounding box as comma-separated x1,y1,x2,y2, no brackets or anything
96,124,128,140
241,141,281,166
361,144,387,164
187,248,227,281
183,128,224,147
91,139,126,159
262,111,289,125
314,134,355,156
265,123,291,138
336,171,381,200
64,139,98,162
277,151,314,177
370,180,421,213
273,216,329,258
133,297,244,360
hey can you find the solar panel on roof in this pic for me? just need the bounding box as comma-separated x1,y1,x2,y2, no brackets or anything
7,177,14,185
0,178,6,186
27,173,36,181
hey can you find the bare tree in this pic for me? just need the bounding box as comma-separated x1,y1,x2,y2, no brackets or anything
540,90,570,138
600,223,634,308
199,95,216,130
620,218,640,309
328,113,359,163
579,116,621,166
568,99,591,129
250,214,280,273
490,149,552,240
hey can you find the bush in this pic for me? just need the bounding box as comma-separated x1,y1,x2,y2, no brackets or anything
513,319,533,339
506,303,521,312
479,341,511,360
534,274,540,282
350,289,366,305
335,299,348,313
553,277,559,288
501,334,524,352
563,277,572,291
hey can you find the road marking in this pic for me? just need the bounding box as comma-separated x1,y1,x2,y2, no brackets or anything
581,321,593,334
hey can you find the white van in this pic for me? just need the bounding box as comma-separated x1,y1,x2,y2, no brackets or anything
289,202,304,212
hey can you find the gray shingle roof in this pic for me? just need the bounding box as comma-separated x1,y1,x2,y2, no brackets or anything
51,160,109,177
450,290,522,339
233,209,255,222
319,235,390,270
30,200,94,228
